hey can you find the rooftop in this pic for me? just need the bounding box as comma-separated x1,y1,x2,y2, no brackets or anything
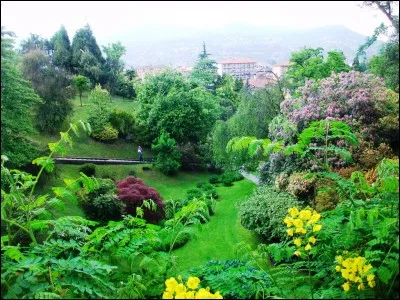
272,61,292,67
218,58,257,64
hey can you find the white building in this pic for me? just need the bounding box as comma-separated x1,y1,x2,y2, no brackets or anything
271,61,291,78
217,58,257,80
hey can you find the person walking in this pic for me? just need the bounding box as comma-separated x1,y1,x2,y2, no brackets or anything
138,146,143,162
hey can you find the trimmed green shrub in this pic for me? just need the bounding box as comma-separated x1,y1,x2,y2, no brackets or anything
209,175,220,184
79,179,125,223
128,169,137,177
91,124,119,142
196,182,206,188
151,131,181,175
109,109,135,139
238,186,301,242
222,178,233,187
79,163,96,177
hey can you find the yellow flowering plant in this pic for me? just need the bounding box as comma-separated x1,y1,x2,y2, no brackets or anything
284,207,322,256
162,275,223,299
335,252,376,293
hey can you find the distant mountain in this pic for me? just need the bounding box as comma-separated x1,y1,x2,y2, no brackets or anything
119,24,383,67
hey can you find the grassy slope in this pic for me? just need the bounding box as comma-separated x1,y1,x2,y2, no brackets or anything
38,164,259,273
172,179,259,273
31,93,149,158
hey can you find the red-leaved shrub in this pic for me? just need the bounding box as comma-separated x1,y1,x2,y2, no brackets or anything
116,176,165,223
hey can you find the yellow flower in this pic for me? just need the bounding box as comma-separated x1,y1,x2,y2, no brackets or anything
165,277,178,291
186,277,201,290
294,238,302,247
312,224,322,232
341,269,350,280
214,291,223,299
195,288,212,299
284,217,293,227
367,274,375,282
308,236,317,244
304,244,312,251
163,291,174,299
368,280,376,288
294,250,301,257
186,291,195,299
342,282,351,292
336,256,343,264
358,283,365,291
293,219,303,228
288,207,299,217
310,212,321,223
363,264,373,273
299,209,312,220
335,265,341,272
176,292,187,299
175,283,186,294
348,273,356,282
295,227,307,234
286,228,294,236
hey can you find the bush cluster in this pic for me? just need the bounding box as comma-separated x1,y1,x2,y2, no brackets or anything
79,178,125,223
91,124,119,142
238,186,301,242
79,163,96,177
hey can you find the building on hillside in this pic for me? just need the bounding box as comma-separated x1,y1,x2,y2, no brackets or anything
174,65,192,78
217,58,257,80
271,61,292,78
136,65,167,80
248,74,276,89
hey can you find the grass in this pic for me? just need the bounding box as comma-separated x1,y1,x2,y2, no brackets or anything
37,164,214,216
31,92,149,158
172,179,260,273
37,164,260,273
70,92,139,123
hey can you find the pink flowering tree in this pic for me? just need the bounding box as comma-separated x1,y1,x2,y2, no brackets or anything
280,71,396,144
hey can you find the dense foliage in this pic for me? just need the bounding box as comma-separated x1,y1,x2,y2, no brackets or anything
238,186,301,242
152,131,182,175
80,178,125,223
1,29,41,168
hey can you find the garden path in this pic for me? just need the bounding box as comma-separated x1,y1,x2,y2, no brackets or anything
239,170,261,185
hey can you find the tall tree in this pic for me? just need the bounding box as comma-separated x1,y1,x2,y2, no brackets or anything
71,24,104,82
102,42,126,95
51,25,72,71
21,50,75,133
19,33,51,54
190,42,218,91
285,47,350,95
1,28,41,167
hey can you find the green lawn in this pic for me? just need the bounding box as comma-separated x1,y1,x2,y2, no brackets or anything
31,93,147,158
172,179,260,273
70,92,139,123
37,164,214,216
37,164,259,273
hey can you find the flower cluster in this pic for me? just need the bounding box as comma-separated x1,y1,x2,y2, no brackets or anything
335,252,376,292
162,276,223,299
284,207,322,257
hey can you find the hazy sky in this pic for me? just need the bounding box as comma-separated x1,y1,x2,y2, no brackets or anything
1,1,395,46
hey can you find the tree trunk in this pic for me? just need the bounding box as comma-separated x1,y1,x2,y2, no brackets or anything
80,93,83,107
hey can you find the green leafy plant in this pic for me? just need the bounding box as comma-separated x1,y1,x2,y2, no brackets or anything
79,163,96,177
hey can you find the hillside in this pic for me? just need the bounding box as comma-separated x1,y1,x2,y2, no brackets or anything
121,24,383,67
